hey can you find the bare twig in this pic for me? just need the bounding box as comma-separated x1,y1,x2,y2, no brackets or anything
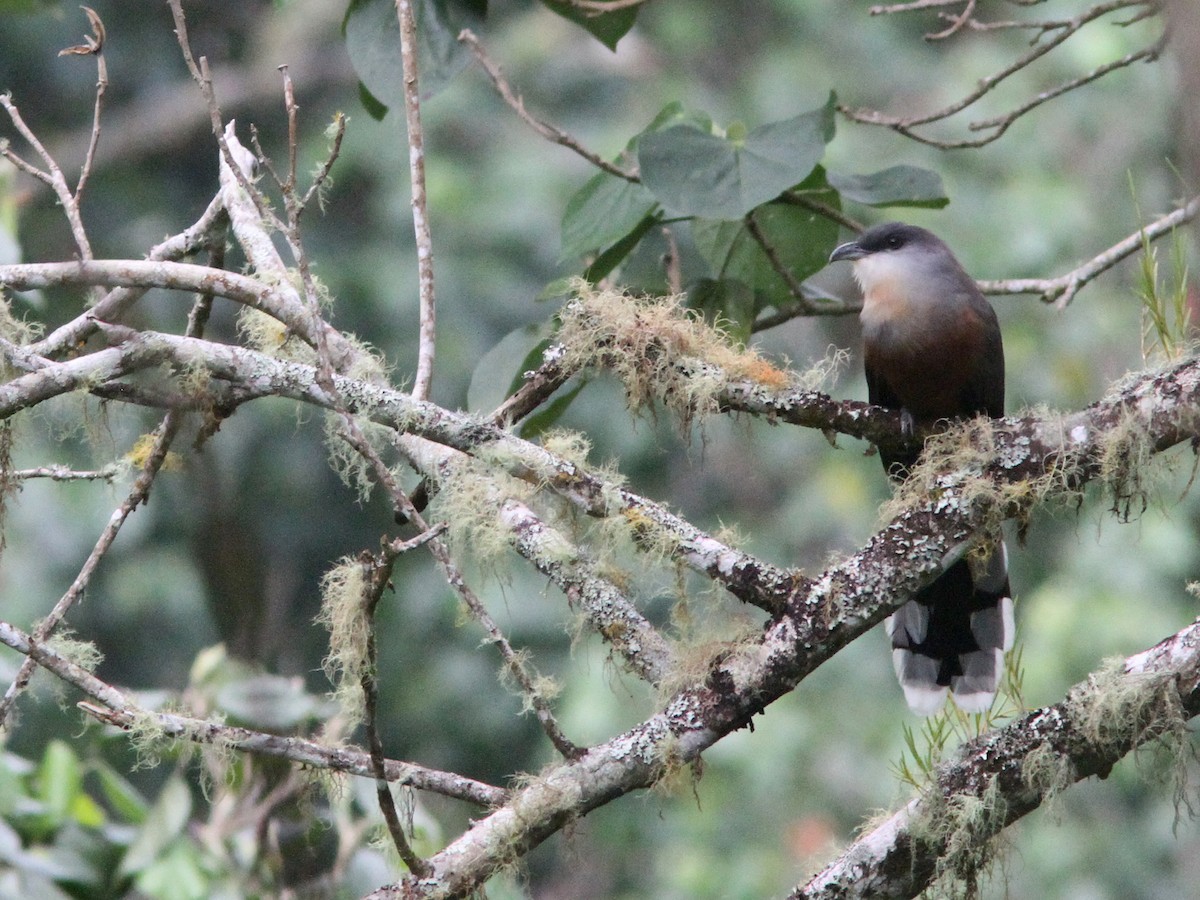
58,6,108,201
459,29,639,183
977,195,1200,308
925,0,976,40
359,549,432,876
11,464,121,482
0,407,184,729
841,0,1160,149
744,211,853,316
870,0,965,14
396,0,438,401
0,93,93,260
166,0,280,230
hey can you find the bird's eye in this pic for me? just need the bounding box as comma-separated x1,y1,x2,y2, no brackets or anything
885,235,902,249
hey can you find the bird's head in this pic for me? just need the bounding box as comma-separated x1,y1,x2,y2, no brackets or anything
829,222,961,296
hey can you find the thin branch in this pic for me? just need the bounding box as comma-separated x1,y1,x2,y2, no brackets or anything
29,194,228,360
925,0,976,40
58,6,108,200
977,195,1200,308
359,548,432,876
396,0,438,402
458,29,639,183
11,464,121,482
0,620,505,807
0,93,93,260
0,407,184,729
744,210,854,316
167,0,281,234
1,258,360,369
870,0,966,14
841,0,1158,149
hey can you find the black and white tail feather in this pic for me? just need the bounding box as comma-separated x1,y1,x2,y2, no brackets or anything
886,541,1014,716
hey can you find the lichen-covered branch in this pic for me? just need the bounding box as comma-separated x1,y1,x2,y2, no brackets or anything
6,279,1200,896
795,619,1200,899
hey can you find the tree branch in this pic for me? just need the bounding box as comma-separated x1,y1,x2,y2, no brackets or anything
795,619,1200,898
396,0,438,401
0,620,505,808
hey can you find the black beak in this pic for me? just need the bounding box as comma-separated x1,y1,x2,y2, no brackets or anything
829,240,866,263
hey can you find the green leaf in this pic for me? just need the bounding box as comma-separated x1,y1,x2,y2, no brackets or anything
518,380,587,439
117,776,192,879
467,324,553,414
91,762,149,825
344,0,483,111
688,278,756,344
36,741,83,828
692,193,840,310
561,172,658,261
827,165,948,209
584,213,660,283
638,93,836,219
215,674,325,731
356,80,389,121
540,0,637,50
133,840,209,900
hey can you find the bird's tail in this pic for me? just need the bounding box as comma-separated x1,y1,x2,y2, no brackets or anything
885,541,1014,716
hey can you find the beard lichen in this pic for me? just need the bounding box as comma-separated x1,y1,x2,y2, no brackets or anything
1067,658,1192,818
555,282,790,429
237,306,318,364
911,774,1009,899
1095,408,1158,522
315,556,372,726
429,453,537,575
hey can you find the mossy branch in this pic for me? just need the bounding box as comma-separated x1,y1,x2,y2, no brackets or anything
795,619,1200,899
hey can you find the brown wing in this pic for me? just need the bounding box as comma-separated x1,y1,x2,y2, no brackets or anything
959,296,1005,419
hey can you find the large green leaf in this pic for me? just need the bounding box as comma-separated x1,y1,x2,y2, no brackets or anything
561,172,658,261
637,94,836,220
692,172,841,310
540,0,637,50
343,0,483,113
583,213,660,283
92,762,149,826
35,741,83,829
467,323,553,414
828,165,948,209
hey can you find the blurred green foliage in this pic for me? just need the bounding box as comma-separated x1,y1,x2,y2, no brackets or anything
1,0,1198,897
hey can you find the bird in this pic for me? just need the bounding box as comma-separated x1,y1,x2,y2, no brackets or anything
828,222,1013,716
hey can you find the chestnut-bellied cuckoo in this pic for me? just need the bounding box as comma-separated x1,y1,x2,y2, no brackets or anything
829,222,1013,716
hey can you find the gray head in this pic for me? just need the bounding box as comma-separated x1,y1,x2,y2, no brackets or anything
829,222,953,264
828,222,969,297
